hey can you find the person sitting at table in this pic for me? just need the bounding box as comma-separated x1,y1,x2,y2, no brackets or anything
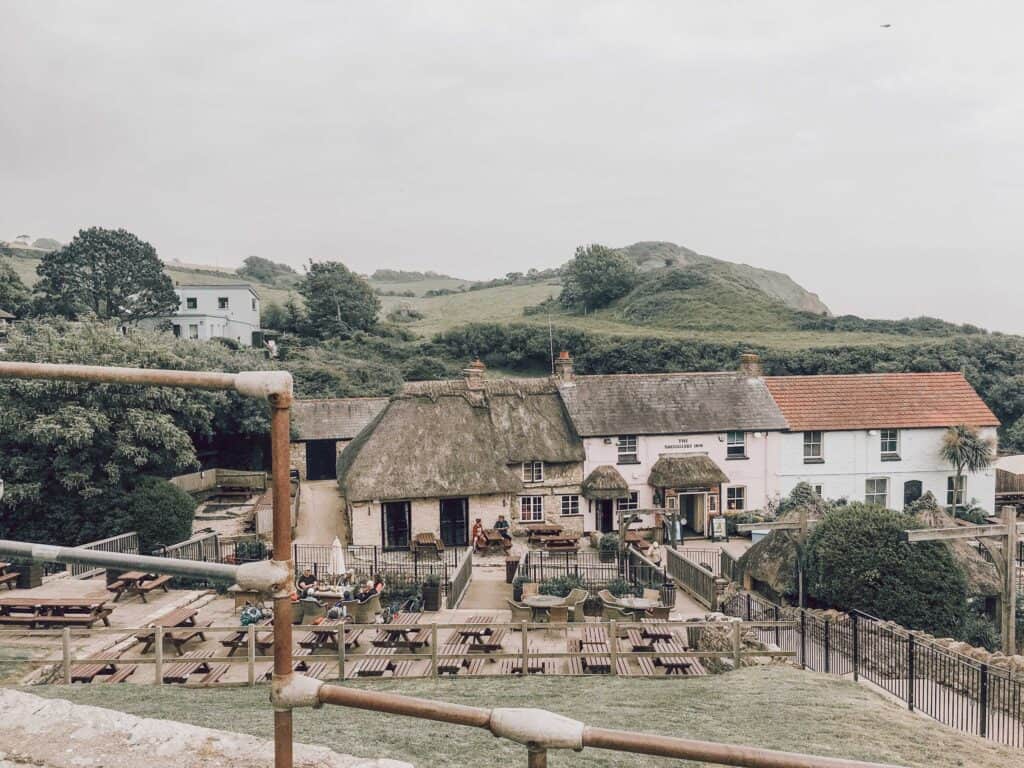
494,515,511,541
297,568,317,596
373,575,385,594
471,518,485,547
354,581,377,603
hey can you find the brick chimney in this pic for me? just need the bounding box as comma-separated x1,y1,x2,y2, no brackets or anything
554,350,574,383
738,352,763,377
463,358,486,391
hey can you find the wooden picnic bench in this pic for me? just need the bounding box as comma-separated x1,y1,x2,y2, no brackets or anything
411,532,445,556
162,650,214,684
297,617,345,651
107,572,172,603
654,640,704,676
626,628,654,652
624,531,650,553
372,612,429,649
437,642,469,675
459,657,488,676
543,536,579,552
221,619,274,657
499,651,552,676
455,615,495,643
0,598,112,628
0,562,18,590
524,523,563,544
640,620,677,642
349,646,396,678
475,529,511,554
70,658,117,683
581,625,612,646
137,607,209,655
467,628,506,653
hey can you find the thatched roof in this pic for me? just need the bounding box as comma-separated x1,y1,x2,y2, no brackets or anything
291,397,389,441
558,372,787,437
337,376,584,502
648,455,728,488
582,465,629,500
909,493,1001,597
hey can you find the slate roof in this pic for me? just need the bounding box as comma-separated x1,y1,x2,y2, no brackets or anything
337,378,584,502
558,372,788,437
763,373,999,432
291,398,390,442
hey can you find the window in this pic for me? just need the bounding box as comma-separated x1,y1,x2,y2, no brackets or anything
947,476,966,508
519,495,544,522
251,298,257,311
865,478,889,506
171,324,181,338
707,493,719,514
617,436,638,464
186,297,197,310
218,296,229,309
803,431,823,462
560,495,580,516
188,324,199,340
522,461,544,483
726,431,747,459
812,484,824,498
880,429,900,460
616,492,639,512
726,486,746,511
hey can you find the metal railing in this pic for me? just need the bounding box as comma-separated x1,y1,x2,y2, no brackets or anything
664,547,717,608
446,549,473,609
720,594,1024,749
519,550,620,590
43,531,141,578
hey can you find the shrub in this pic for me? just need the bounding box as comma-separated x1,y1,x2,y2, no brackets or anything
804,503,969,636
538,574,585,597
232,539,269,562
605,577,634,598
598,533,620,556
117,476,197,552
724,510,765,536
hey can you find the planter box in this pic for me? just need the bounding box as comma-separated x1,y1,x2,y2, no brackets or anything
11,562,43,589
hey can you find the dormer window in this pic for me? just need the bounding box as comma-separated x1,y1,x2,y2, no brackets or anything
522,461,544,483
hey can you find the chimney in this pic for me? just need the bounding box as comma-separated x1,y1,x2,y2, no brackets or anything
463,358,486,391
738,352,762,377
554,349,574,383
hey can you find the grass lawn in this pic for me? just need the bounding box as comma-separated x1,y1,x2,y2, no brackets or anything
32,666,1015,767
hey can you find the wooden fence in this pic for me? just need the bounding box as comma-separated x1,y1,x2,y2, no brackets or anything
664,547,717,609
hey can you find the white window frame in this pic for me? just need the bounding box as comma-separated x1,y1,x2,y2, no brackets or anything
185,297,197,310
519,495,544,522
617,435,638,464
865,478,889,507
947,476,966,508
803,431,823,462
616,492,639,512
880,429,900,459
726,431,747,458
218,296,230,310
522,461,544,483
188,323,199,340
726,486,746,512
812,483,824,498
707,493,719,514
560,495,580,517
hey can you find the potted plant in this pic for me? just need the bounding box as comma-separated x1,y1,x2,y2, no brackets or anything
598,533,620,563
512,574,529,602
421,573,442,612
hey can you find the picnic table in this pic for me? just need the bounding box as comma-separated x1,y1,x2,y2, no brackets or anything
373,612,429,649
581,625,613,646
0,562,18,590
437,641,469,675
107,571,172,603
162,650,224,684
624,531,651,552
221,618,274,657
350,646,396,677
411,532,445,555
640,619,676,642
654,640,702,675
524,523,563,543
475,529,511,554
542,535,579,552
298,618,364,652
0,597,112,628
137,607,209,655
455,615,496,643
581,642,612,674
522,594,564,621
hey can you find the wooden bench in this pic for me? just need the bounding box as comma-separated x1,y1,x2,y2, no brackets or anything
70,660,116,683
163,651,214,684
565,656,584,675
36,610,113,629
198,664,230,685
636,655,657,676
0,572,18,590
460,658,487,676
437,643,468,675
615,657,633,676
468,628,505,653
626,628,653,652
302,662,331,680
136,574,173,601
349,647,394,678
163,621,211,655
105,664,137,683
392,661,421,678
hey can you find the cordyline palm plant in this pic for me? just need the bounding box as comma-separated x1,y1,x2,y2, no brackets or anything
940,425,995,510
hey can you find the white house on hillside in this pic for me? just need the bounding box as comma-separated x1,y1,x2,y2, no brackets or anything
764,373,999,511
140,283,263,347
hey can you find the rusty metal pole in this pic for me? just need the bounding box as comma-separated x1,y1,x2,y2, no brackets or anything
270,391,294,768
526,747,547,768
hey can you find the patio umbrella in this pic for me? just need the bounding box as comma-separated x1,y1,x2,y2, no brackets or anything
329,537,346,583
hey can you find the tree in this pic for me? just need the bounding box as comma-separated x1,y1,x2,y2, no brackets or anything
804,503,969,636
0,258,30,313
33,227,179,322
559,244,638,311
0,319,272,545
238,255,298,287
940,425,995,511
298,260,379,337
111,476,197,551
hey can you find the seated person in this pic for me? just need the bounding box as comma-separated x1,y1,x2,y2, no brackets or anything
373,575,385,594
354,581,377,603
297,568,317,595
494,514,511,540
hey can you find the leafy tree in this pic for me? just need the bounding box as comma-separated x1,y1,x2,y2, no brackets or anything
940,425,995,510
237,256,298,287
0,319,272,545
31,238,62,251
804,503,969,636
261,301,289,332
0,258,30,313
110,476,197,551
33,227,179,322
298,260,380,337
559,244,638,311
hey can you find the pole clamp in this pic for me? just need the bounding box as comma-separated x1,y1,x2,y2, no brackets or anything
235,558,293,598
270,672,324,711
234,371,293,400
489,708,584,751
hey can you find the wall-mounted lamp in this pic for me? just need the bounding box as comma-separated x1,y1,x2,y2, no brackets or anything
867,429,879,436
753,432,765,439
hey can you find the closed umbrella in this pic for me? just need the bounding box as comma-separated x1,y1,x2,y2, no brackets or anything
329,537,346,584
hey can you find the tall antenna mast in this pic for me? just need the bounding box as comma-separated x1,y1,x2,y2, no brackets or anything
548,314,555,375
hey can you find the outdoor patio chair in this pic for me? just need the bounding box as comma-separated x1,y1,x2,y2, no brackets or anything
521,582,539,597
507,599,532,629
566,588,589,622
350,593,381,625
602,604,633,622
597,589,616,606
545,605,569,639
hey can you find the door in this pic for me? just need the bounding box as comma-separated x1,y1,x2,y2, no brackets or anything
382,501,411,550
904,480,923,506
305,439,338,481
439,498,469,547
597,499,615,533
683,493,707,534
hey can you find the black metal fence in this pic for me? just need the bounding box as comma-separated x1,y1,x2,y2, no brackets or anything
720,593,1024,749
519,550,622,590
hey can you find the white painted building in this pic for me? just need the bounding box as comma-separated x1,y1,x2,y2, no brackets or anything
141,283,262,346
765,373,999,511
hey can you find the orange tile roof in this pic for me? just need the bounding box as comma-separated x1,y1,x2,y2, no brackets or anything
763,372,999,432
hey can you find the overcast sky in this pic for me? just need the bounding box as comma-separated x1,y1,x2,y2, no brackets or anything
2,2,1023,332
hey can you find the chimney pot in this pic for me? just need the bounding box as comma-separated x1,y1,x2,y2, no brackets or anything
738,352,762,377
463,358,486,390
554,350,574,382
